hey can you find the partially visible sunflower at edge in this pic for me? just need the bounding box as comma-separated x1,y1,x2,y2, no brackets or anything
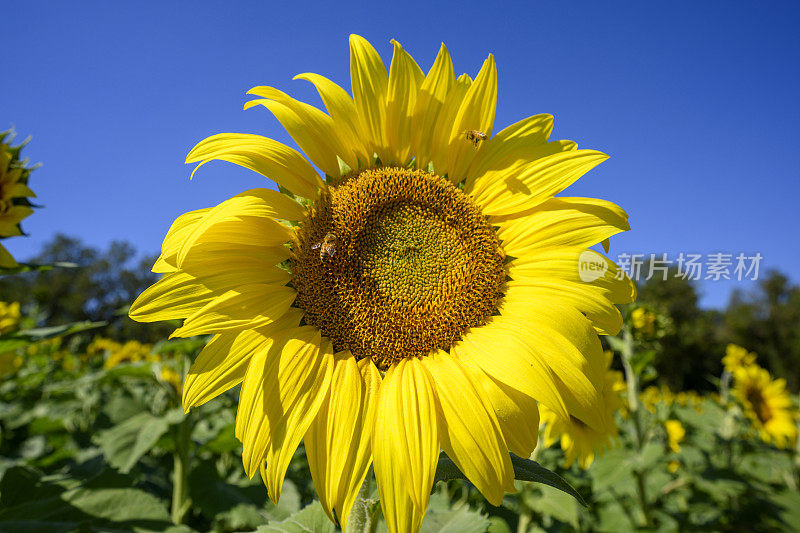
0,130,37,267
732,365,797,449
130,35,635,532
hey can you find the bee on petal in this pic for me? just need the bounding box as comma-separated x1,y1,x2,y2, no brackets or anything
464,129,487,147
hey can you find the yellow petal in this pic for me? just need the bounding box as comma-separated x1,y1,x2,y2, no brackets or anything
428,74,472,176
246,86,357,176
294,72,371,164
385,40,424,165
508,247,636,305
237,327,332,500
261,337,333,502
494,197,629,255
422,351,514,504
445,55,497,181
349,34,389,161
463,114,557,192
410,43,455,170
154,208,210,272
305,354,381,529
170,284,296,338
478,373,541,458
497,297,608,432
186,133,323,200
177,189,296,268
452,321,569,420
182,309,303,412
471,149,608,216
372,358,437,529
129,271,215,322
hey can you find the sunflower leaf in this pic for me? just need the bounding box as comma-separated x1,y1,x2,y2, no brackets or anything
509,454,588,507
431,452,586,507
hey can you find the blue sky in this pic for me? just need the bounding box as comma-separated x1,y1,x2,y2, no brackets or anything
3,1,799,308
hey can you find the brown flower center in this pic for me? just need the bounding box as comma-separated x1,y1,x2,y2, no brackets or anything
290,166,505,370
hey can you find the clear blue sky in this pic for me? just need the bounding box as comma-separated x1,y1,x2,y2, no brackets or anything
3,1,799,308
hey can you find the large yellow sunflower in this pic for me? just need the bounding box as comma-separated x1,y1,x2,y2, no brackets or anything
732,365,797,449
130,35,634,532
0,130,37,268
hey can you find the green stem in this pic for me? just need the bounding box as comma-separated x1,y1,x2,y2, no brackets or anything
171,415,192,525
517,511,532,533
347,467,379,533
619,327,652,528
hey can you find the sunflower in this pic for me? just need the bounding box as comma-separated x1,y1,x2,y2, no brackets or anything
732,365,797,449
722,343,756,374
130,35,634,532
664,419,685,454
0,130,36,267
540,350,625,469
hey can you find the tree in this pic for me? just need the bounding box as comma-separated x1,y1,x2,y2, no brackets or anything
0,234,173,342
724,270,800,391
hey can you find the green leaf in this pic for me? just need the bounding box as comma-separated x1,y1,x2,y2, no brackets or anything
630,349,656,375
509,454,588,507
0,321,106,352
256,501,337,533
420,491,491,533
0,261,77,275
94,412,171,473
432,452,587,507
526,485,580,528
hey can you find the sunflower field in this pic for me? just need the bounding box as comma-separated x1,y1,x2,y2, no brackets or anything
3,30,800,533
2,296,799,532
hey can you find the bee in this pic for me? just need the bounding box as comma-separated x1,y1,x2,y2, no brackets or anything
464,129,487,147
311,233,338,261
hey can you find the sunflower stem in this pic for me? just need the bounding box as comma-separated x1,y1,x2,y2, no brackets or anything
619,326,652,528
347,467,379,533
170,413,192,525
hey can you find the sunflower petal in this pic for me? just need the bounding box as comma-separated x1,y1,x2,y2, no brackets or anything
349,34,389,161
410,43,455,170
129,272,215,322
237,327,332,495
422,351,514,504
170,284,296,338
385,40,424,165
445,55,497,181
428,74,472,176
182,309,304,412
294,72,370,164
453,321,569,420
472,149,608,216
186,133,323,200
176,189,296,268
478,373,541,458
508,247,636,305
152,208,210,272
246,86,357,176
373,358,438,524
306,354,381,529
494,197,629,255
261,336,333,502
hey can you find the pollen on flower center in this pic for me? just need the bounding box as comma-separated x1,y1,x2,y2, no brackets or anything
290,166,506,370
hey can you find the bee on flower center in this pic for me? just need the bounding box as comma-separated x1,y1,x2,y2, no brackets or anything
311,233,338,261
464,129,487,147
